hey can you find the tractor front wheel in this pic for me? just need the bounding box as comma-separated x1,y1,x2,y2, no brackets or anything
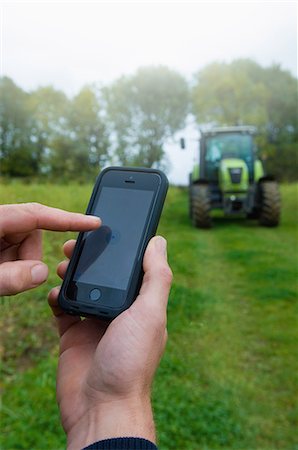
190,184,212,228
259,181,281,227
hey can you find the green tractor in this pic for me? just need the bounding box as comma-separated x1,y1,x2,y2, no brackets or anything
189,126,281,228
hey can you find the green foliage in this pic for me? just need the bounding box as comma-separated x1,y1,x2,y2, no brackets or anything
192,60,269,126
1,59,297,180
262,141,298,182
192,60,298,180
0,77,40,177
104,66,189,167
28,85,69,176
28,85,68,141
50,86,110,181
1,182,297,450
0,79,109,182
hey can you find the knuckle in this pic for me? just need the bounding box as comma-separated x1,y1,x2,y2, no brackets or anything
23,202,43,220
63,239,76,251
145,264,173,287
18,268,31,291
26,202,42,213
48,286,60,304
0,273,8,295
58,259,68,274
0,266,25,295
56,261,63,275
7,270,18,294
159,265,173,285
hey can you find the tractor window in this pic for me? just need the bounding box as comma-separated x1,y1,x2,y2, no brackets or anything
205,133,254,181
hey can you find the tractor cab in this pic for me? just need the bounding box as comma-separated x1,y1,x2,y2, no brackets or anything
189,126,280,228
202,128,255,182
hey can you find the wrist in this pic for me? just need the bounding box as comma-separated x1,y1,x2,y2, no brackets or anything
66,395,156,450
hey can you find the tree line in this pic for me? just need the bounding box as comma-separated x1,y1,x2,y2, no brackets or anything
1,60,297,182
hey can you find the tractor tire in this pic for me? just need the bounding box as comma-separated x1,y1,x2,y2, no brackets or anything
246,211,259,220
259,181,281,227
191,184,212,228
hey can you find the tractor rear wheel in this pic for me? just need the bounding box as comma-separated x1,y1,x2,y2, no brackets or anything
259,181,281,227
191,184,212,228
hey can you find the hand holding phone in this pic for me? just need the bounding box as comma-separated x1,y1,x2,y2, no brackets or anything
49,235,172,448
58,167,168,320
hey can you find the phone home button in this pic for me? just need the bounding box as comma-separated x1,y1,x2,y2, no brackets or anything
89,288,102,301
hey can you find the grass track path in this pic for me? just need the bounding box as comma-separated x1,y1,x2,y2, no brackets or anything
154,185,297,449
1,183,297,450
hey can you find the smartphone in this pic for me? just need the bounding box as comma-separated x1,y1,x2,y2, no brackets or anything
58,167,168,320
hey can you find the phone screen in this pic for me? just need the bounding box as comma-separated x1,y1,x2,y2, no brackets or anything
72,186,155,291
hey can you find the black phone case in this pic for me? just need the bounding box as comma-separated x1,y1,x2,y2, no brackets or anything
58,166,168,320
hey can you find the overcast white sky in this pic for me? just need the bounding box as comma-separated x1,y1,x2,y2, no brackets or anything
1,1,297,183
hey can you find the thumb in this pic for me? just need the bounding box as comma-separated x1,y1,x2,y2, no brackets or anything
0,260,49,296
137,236,173,312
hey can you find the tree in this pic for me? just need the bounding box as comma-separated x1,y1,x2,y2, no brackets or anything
29,86,69,175
192,60,298,180
192,60,269,126
104,66,189,168
0,80,109,181
48,85,110,181
0,77,39,177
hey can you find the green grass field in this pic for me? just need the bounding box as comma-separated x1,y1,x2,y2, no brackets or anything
1,182,297,450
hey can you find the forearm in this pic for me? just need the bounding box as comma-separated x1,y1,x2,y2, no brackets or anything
66,396,156,450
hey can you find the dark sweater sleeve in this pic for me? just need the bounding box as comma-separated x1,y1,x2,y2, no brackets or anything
82,437,158,450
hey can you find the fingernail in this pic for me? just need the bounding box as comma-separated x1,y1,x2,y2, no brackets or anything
31,264,48,285
155,236,167,256
88,215,101,224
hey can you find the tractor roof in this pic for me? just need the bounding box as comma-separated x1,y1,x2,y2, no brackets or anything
201,126,257,137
